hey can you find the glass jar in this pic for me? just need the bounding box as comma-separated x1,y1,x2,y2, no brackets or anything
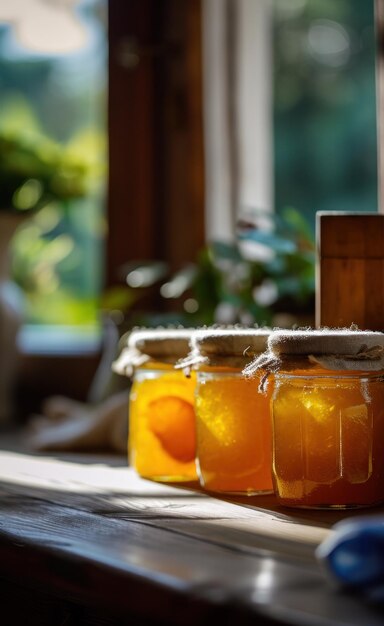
113,328,198,482
267,330,384,509
183,328,273,495
129,364,197,481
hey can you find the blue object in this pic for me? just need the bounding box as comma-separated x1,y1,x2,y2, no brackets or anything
316,516,384,599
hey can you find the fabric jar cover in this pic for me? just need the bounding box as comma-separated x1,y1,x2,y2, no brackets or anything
177,327,271,372
112,328,196,378
243,328,384,385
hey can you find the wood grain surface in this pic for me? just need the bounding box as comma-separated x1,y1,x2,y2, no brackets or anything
1,446,384,626
316,212,384,330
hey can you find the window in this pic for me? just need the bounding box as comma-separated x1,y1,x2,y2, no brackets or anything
273,0,378,228
106,0,379,331
1,0,379,376
0,0,107,353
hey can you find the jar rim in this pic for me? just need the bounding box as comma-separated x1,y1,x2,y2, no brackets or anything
275,370,384,380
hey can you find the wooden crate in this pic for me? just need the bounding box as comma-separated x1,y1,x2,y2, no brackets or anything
316,212,384,330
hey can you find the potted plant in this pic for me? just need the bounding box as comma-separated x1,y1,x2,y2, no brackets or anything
104,207,316,332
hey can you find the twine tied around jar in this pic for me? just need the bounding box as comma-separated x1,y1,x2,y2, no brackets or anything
176,328,271,376
112,347,150,378
242,351,282,392
112,327,196,378
175,351,209,377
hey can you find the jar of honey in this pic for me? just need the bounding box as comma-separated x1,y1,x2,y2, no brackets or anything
113,328,197,482
249,329,384,509
179,328,273,495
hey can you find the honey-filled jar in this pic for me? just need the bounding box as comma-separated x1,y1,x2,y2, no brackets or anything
113,328,198,482
180,328,273,495
251,329,384,509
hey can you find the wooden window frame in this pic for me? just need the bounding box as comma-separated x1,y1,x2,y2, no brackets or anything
107,0,205,292
16,1,206,413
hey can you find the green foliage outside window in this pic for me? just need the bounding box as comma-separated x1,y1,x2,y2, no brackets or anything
0,97,106,326
274,0,378,227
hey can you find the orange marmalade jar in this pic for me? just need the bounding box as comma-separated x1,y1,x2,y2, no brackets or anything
113,328,197,482
257,329,384,509
179,328,273,495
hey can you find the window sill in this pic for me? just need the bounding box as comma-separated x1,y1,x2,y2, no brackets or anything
16,324,107,410
18,324,103,357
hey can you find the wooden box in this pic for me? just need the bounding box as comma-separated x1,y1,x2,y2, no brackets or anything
316,212,384,331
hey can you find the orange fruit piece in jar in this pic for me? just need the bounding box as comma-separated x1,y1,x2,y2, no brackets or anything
147,395,196,463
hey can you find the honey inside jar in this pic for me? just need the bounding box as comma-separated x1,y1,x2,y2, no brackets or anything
273,371,384,508
112,328,198,483
129,366,197,481
195,370,273,494
265,329,384,509
181,328,273,495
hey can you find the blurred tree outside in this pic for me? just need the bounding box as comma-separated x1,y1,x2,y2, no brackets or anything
274,0,378,229
0,0,107,335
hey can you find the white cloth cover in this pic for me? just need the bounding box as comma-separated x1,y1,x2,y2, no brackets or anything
243,328,384,381
177,327,271,370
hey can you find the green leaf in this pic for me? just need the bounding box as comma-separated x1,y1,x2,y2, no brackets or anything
160,264,197,298
281,206,315,245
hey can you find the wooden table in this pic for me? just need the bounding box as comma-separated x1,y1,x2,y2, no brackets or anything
1,436,384,626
